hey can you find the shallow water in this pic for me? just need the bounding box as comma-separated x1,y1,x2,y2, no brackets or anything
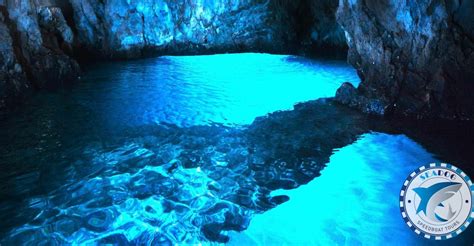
0,53,473,245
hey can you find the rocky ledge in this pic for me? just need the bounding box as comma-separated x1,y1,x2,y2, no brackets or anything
335,0,474,120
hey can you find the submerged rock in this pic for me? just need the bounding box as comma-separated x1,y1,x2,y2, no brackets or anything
336,0,474,119
0,99,373,244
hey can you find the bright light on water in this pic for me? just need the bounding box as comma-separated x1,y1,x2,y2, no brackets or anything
79,53,360,128
1,53,472,245
228,133,440,245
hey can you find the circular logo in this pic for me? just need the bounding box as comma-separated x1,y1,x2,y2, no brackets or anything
400,163,473,240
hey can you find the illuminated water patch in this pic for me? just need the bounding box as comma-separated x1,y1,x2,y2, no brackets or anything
0,54,361,244
1,54,471,245
77,53,360,128
229,133,441,245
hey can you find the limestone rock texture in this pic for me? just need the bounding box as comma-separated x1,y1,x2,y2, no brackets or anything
0,0,80,111
68,0,344,58
0,8,29,111
70,0,275,58
335,0,474,119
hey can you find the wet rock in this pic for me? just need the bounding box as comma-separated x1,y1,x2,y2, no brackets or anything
336,0,474,119
336,82,387,115
68,0,346,59
335,82,357,105
69,0,280,58
0,0,80,110
0,8,30,111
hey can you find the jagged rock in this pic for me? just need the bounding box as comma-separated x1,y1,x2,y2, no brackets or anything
335,82,387,115
0,0,80,110
68,0,345,59
68,0,283,58
0,9,30,111
38,6,74,46
336,0,474,119
7,0,80,87
335,82,357,105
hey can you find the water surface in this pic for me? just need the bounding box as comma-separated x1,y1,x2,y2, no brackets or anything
0,53,472,245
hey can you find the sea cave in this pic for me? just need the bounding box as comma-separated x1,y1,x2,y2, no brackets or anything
0,0,473,245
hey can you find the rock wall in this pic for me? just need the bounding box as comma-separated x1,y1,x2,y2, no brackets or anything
335,0,474,119
0,7,29,110
70,0,282,58
285,0,347,55
0,0,80,111
68,0,345,59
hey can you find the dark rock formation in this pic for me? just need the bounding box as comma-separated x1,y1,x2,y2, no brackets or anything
6,0,80,86
0,0,80,111
68,0,345,59
0,8,30,111
336,0,474,119
69,0,282,58
278,0,346,55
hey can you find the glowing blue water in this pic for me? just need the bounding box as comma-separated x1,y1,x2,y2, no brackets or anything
73,53,360,128
0,53,472,245
229,133,438,245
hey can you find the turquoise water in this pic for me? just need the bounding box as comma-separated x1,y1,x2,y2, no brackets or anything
69,53,359,128
229,133,436,245
0,53,473,245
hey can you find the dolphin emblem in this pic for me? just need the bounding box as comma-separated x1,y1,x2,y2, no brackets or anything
413,182,462,222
